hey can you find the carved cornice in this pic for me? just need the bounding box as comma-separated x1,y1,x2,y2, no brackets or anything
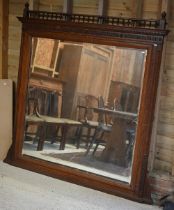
20,2,169,45
23,2,167,30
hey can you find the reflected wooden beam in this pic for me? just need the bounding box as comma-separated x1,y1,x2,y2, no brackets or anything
63,0,73,14
0,0,9,79
98,0,108,16
131,0,143,18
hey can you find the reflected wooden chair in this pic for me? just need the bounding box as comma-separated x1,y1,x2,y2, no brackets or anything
85,98,113,156
25,95,43,143
25,86,51,144
125,120,137,166
86,98,137,160
113,98,122,111
25,87,62,147
75,95,99,149
26,88,82,151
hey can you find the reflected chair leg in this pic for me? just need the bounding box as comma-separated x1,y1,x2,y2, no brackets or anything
85,128,98,156
92,131,104,156
33,124,39,144
76,126,83,149
86,127,91,148
25,123,28,141
92,142,99,156
37,124,46,151
72,126,79,145
51,125,59,144
59,125,68,150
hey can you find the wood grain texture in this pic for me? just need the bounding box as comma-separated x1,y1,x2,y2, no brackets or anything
131,0,144,18
63,0,72,13
153,0,174,176
8,0,164,81
0,0,9,79
0,1,2,79
8,0,22,82
5,0,174,201
6,8,167,203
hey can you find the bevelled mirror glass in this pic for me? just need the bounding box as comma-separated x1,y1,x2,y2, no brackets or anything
22,37,146,183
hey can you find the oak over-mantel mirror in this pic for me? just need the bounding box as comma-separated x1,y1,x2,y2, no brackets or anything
9,2,168,203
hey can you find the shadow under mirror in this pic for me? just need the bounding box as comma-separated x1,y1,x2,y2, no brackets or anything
22,37,147,183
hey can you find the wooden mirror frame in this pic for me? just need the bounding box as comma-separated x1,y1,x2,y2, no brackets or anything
8,3,169,203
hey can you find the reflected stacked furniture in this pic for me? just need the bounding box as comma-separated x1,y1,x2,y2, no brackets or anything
25,72,68,150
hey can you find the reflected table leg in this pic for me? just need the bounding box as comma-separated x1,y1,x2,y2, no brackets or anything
59,125,68,150
101,118,127,167
37,123,46,151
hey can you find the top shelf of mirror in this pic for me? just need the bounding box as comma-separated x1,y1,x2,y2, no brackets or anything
23,2,167,30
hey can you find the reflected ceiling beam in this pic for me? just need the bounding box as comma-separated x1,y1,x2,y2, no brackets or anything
29,0,39,10
63,0,73,14
98,0,108,16
131,0,144,18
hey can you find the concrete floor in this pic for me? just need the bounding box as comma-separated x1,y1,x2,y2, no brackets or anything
0,161,161,210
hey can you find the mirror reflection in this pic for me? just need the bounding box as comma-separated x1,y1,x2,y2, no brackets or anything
22,38,147,183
